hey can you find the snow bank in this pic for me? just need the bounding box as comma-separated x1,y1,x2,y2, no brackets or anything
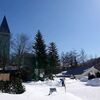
87,78,100,86
80,76,88,82
28,78,61,87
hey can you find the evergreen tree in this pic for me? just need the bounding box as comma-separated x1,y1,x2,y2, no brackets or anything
33,30,47,78
48,42,59,74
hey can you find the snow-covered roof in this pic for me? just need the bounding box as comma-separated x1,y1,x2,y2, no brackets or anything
82,66,99,76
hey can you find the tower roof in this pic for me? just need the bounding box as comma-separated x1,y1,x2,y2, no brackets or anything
0,16,10,33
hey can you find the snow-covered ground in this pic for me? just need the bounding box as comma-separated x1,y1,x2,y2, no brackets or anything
0,78,100,100
66,78,100,100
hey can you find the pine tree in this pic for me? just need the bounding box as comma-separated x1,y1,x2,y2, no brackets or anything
33,30,47,79
48,42,59,74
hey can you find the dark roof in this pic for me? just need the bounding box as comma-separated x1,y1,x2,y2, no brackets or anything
65,66,90,75
0,16,10,33
95,66,100,71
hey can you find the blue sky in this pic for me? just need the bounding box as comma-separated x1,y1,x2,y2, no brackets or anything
0,0,100,56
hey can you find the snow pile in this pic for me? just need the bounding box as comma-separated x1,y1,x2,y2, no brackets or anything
80,76,88,82
87,78,100,86
45,78,61,86
28,78,61,87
